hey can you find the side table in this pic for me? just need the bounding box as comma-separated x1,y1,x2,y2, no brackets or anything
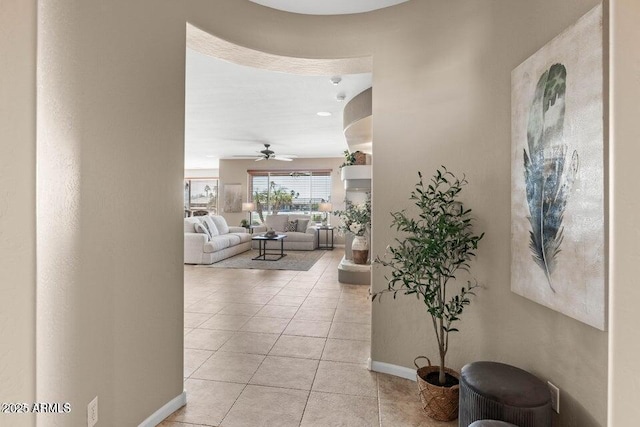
315,226,335,250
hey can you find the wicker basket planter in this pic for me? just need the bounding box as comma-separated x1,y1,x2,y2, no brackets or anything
414,356,460,422
353,151,367,165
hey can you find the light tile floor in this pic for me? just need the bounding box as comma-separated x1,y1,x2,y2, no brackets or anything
162,249,455,427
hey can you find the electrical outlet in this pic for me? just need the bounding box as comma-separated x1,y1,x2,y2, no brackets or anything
87,396,98,427
547,381,560,413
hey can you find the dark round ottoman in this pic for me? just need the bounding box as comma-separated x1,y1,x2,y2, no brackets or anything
459,361,552,427
469,421,519,427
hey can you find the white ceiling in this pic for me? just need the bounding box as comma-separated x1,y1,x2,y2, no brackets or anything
185,48,372,169
249,0,409,15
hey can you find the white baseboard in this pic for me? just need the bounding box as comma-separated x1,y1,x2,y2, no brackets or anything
370,360,417,382
138,390,187,427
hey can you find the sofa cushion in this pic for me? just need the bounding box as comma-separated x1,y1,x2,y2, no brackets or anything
225,234,242,245
184,217,200,233
265,215,289,232
210,215,230,235
296,219,310,232
285,219,298,232
282,231,314,243
201,216,220,237
204,235,232,253
194,222,211,239
231,232,252,243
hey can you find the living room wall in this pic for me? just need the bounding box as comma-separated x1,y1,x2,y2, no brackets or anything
185,168,219,178
218,157,346,243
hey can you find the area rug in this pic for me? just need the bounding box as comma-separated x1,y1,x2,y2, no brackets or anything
202,250,325,271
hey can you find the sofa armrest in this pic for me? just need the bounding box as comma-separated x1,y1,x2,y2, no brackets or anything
252,225,267,233
185,232,208,247
184,232,208,264
306,227,319,248
228,226,247,233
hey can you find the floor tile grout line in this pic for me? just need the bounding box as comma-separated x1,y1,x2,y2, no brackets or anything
296,251,334,425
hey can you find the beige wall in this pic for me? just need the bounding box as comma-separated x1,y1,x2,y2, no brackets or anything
368,2,607,426
185,168,220,178
608,0,640,425
219,158,345,242
36,1,188,425
7,0,636,425
0,1,36,426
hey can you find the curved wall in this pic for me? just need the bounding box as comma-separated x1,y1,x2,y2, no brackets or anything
0,1,36,426
27,0,624,425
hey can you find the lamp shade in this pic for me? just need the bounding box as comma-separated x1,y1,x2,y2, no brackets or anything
318,202,333,212
242,202,255,212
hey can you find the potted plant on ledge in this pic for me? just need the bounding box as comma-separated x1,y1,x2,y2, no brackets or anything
373,166,484,421
334,193,371,264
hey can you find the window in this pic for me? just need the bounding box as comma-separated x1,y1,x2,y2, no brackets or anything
184,178,219,214
248,170,331,222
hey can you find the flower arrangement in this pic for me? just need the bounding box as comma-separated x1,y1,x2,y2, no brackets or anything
334,193,371,237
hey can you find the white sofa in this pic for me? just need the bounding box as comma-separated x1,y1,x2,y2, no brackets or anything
184,215,251,264
251,214,318,251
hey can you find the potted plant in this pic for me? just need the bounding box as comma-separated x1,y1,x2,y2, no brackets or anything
373,166,484,421
339,149,366,168
334,193,371,264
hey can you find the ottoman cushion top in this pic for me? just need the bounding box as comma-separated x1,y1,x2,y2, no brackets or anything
469,421,519,427
461,361,550,408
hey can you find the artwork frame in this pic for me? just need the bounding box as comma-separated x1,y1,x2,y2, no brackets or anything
510,5,606,330
223,183,242,213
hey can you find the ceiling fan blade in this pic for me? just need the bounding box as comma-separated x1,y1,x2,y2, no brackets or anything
255,157,265,162
273,157,293,161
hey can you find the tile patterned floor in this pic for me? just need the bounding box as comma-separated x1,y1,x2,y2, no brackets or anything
162,249,456,427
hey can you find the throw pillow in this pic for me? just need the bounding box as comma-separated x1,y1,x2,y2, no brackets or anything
296,219,310,232
194,222,211,240
210,215,230,235
286,219,298,232
201,216,219,237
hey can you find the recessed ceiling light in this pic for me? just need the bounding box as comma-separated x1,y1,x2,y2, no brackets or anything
330,76,342,85
336,94,346,102
317,111,332,117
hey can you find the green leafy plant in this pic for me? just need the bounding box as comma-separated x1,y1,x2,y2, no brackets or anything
373,167,484,386
339,149,365,168
334,193,371,236
240,219,249,228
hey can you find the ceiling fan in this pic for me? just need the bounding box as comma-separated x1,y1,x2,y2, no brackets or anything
233,144,296,162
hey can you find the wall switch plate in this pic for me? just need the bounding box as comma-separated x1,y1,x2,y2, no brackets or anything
547,381,560,413
88,396,98,427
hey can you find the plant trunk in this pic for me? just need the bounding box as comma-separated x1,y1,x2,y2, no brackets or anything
439,319,446,385
439,351,446,385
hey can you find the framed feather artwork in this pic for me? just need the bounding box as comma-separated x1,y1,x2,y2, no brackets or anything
511,4,605,330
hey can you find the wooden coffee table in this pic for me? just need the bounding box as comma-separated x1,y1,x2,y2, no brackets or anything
252,234,287,261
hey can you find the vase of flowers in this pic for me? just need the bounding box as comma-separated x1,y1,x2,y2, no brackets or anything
335,194,371,264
